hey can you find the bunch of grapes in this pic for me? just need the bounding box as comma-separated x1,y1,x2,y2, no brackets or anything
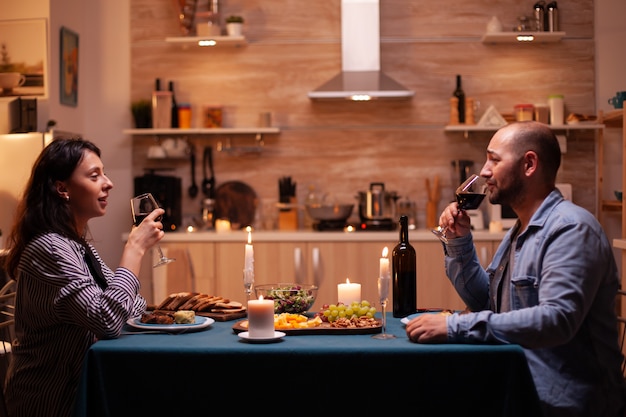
315,300,377,323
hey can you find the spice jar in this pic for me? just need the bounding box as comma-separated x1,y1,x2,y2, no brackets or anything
514,104,534,121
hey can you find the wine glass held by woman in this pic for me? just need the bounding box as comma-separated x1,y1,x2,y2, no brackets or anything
130,193,175,267
2,136,160,417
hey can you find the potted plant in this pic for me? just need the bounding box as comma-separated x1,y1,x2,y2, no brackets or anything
131,100,152,129
225,15,244,37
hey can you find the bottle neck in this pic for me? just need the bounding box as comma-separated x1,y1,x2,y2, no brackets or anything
399,217,409,242
456,75,462,89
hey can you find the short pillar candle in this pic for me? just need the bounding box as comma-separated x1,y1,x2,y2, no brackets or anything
247,296,275,338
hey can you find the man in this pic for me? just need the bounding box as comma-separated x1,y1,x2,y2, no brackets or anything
406,121,626,417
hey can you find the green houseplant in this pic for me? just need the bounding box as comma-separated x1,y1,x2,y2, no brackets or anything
131,100,152,129
225,15,244,36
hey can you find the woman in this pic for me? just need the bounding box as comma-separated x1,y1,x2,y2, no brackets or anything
2,137,163,416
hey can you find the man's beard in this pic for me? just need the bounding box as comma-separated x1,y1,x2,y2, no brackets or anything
488,175,524,207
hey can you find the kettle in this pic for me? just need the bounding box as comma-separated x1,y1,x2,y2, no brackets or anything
356,182,399,221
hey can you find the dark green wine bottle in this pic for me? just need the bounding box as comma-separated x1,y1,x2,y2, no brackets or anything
392,215,417,317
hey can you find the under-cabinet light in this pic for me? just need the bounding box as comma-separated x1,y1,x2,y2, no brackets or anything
198,39,217,46
516,35,535,42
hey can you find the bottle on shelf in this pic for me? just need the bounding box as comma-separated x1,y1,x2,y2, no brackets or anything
453,75,466,124
547,1,559,32
392,215,417,318
169,81,179,128
151,78,172,129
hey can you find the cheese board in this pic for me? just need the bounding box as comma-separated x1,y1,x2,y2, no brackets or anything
232,319,382,335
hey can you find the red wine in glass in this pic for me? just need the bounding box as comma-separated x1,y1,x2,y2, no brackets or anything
432,174,487,243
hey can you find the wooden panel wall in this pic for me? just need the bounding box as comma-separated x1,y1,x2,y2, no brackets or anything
130,0,597,229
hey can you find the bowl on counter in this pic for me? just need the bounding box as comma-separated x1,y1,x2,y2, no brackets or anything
254,283,318,314
305,204,354,222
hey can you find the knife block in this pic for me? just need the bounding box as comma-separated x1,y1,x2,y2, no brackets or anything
278,198,298,230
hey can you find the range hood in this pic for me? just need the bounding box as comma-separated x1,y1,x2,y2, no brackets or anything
308,0,414,101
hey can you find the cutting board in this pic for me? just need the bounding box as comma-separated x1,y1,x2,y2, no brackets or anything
232,319,382,335
151,309,247,322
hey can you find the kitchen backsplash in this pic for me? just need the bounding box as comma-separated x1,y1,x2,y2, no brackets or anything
130,0,597,229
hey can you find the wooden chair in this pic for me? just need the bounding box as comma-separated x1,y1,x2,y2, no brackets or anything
0,279,15,417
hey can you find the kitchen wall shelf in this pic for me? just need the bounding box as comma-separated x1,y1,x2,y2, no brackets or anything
124,127,279,135
165,36,246,47
444,123,604,138
482,31,566,44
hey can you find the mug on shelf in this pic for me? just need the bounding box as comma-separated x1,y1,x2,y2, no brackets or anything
0,72,26,91
608,91,626,109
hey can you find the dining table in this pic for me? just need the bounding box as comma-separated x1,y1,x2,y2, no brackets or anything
74,313,543,417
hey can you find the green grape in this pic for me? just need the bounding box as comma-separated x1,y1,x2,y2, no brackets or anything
338,310,346,318
361,300,371,307
345,307,354,316
323,310,331,318
358,307,369,316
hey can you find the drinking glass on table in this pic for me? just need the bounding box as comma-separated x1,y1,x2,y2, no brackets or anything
431,174,487,244
372,272,395,339
131,192,175,268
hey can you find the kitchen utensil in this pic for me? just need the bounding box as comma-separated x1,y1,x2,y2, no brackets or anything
202,146,216,198
305,204,354,222
213,181,257,229
356,182,399,221
188,145,198,198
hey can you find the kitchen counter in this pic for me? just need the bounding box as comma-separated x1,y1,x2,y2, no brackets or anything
127,229,508,243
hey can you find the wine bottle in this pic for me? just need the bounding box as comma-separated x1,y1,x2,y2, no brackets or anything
453,75,465,124
392,215,417,317
169,81,179,128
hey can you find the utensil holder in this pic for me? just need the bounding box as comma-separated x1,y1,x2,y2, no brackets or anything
278,198,298,230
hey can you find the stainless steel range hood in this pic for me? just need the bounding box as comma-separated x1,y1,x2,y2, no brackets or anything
308,0,414,101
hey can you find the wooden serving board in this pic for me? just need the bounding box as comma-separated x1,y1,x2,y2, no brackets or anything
153,309,247,322
232,319,382,335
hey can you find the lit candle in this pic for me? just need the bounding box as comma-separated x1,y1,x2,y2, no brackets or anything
379,247,390,301
244,226,254,272
337,278,361,305
247,296,275,338
215,219,231,233
379,246,390,280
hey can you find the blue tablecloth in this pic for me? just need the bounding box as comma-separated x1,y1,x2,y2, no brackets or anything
74,314,542,417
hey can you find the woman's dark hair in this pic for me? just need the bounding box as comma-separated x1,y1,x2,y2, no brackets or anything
3,136,101,280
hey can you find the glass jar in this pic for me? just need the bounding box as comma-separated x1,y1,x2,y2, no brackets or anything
514,104,534,121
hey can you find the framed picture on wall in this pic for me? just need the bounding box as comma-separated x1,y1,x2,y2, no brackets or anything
60,26,78,107
0,18,48,98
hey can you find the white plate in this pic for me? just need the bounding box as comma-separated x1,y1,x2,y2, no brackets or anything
237,331,286,343
126,316,215,332
401,309,455,325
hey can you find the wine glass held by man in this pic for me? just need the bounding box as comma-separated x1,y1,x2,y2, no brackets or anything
2,137,162,417
407,121,626,417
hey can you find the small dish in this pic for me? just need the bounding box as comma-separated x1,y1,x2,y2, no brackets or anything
237,331,286,343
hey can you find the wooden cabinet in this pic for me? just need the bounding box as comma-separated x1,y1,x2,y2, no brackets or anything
148,235,500,314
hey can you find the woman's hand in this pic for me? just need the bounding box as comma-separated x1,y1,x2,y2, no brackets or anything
120,208,165,275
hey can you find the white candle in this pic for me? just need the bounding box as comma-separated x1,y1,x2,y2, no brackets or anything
379,247,390,301
337,278,361,305
247,296,275,338
379,246,390,280
215,219,231,233
244,226,254,272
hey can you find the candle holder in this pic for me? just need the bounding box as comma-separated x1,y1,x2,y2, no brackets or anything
243,268,254,300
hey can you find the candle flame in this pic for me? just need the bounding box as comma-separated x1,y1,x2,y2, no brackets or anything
382,246,388,257
258,295,264,301
346,278,350,284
